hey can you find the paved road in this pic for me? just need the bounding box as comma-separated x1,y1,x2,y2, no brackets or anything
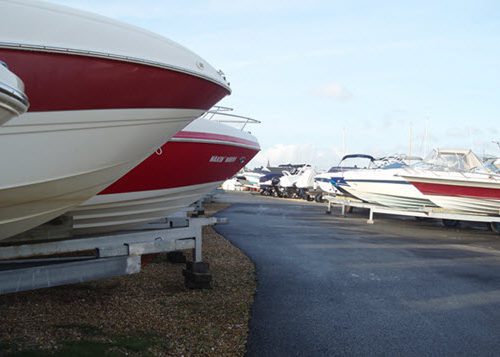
214,192,500,357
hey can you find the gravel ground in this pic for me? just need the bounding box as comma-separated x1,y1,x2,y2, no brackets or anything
0,203,255,356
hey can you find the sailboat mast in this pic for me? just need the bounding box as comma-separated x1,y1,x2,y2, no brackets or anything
409,121,413,158
342,127,346,157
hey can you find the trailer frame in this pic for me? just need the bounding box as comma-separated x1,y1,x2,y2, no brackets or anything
324,195,500,229
0,213,224,295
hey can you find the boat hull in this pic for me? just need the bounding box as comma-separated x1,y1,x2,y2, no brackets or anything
342,169,435,209
342,181,434,209
423,195,500,215
69,119,260,234
314,174,340,195
404,174,500,215
71,182,224,234
0,108,205,241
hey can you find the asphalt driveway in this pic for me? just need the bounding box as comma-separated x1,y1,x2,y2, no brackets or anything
214,192,500,356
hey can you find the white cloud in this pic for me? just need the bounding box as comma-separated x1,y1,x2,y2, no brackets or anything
312,83,353,101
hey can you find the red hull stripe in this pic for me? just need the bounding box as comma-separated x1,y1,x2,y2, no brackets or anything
173,130,259,148
411,181,500,199
0,49,229,111
100,141,259,194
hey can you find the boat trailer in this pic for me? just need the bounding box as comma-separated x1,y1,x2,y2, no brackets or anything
324,195,500,232
0,210,225,295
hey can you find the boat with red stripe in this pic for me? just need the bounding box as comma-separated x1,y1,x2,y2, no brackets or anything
401,149,500,216
402,172,500,215
0,0,230,241
68,108,260,234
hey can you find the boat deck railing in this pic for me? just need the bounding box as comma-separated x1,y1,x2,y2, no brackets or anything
201,106,260,130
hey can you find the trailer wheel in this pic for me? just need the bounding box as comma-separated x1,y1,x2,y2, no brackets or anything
442,219,459,228
489,222,500,234
314,193,323,203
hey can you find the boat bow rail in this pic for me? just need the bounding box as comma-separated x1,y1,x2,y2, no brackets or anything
201,106,260,131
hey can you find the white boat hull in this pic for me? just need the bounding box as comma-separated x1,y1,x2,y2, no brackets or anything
426,196,500,215
314,174,340,195
316,181,338,194
0,108,201,241
71,182,222,234
342,169,435,209
342,183,434,209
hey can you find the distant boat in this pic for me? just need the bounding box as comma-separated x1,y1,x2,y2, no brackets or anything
314,154,377,196
402,149,500,215
340,162,434,209
403,171,500,215
340,149,487,210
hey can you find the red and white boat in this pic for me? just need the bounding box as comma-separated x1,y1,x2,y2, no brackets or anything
0,61,28,125
0,1,230,240
402,150,500,216
402,172,500,216
68,110,260,234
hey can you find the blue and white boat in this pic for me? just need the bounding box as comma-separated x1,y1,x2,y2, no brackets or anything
314,154,377,196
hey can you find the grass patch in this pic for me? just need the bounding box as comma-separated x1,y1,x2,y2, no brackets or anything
53,323,102,336
0,342,17,354
114,333,167,353
5,334,167,356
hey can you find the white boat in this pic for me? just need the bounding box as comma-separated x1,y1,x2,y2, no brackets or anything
295,166,318,190
0,1,230,240
402,150,500,215
236,171,265,189
68,113,260,234
279,164,314,188
222,178,243,191
0,61,28,125
314,154,377,196
340,163,434,209
403,171,500,216
274,164,317,199
339,149,483,210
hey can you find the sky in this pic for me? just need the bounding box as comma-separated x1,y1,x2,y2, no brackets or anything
53,0,500,169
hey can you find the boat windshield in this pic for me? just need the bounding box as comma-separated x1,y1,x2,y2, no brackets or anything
414,149,489,172
338,157,374,170
381,162,406,169
483,158,500,173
